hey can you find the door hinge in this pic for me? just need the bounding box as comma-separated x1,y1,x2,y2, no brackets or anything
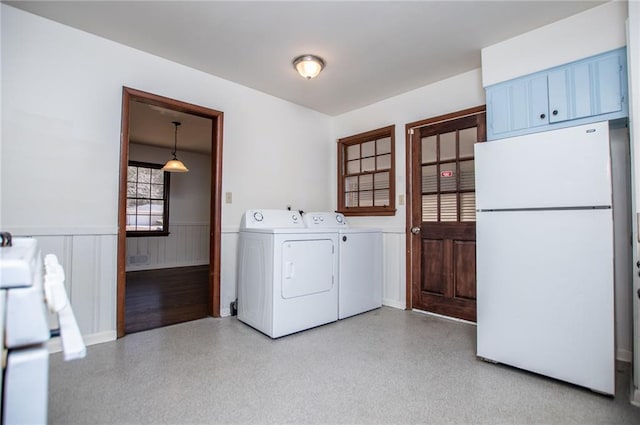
408,128,414,135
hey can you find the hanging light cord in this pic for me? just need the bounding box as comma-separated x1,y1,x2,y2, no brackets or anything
171,121,181,159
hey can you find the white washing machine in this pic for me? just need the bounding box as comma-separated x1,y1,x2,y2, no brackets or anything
237,209,339,338
303,212,382,319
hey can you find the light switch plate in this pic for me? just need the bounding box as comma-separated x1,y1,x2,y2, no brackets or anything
225,192,232,204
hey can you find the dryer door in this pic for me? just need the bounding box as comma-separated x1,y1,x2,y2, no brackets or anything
281,239,335,299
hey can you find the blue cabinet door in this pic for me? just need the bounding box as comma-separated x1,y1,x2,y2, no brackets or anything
528,75,549,128
593,53,623,115
487,75,549,139
548,62,591,123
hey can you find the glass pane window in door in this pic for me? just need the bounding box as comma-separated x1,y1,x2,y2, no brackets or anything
460,192,476,222
439,164,457,192
459,160,475,190
422,194,438,222
459,127,477,158
440,193,458,221
421,135,437,163
422,165,437,193
440,131,457,161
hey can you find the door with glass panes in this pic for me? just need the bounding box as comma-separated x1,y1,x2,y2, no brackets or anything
410,111,485,322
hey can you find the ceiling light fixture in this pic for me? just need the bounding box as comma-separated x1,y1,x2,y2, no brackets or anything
293,54,325,80
161,121,189,173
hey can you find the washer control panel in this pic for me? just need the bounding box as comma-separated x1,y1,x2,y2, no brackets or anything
241,209,303,229
303,212,348,228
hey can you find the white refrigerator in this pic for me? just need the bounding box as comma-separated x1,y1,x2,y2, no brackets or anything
475,121,615,395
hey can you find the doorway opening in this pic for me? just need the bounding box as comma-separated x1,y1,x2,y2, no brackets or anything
117,87,223,337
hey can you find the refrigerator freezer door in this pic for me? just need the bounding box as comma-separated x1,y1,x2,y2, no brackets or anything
476,209,615,394
475,121,612,210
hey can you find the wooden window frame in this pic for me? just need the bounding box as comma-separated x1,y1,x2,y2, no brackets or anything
126,161,171,237
337,125,396,216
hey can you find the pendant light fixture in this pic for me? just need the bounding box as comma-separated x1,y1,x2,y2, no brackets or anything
161,121,189,173
293,54,325,79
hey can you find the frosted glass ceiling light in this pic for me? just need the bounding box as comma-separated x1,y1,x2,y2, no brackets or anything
162,121,189,173
293,55,325,79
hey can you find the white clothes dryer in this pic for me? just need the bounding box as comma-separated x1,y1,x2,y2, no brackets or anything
303,212,382,319
237,209,339,338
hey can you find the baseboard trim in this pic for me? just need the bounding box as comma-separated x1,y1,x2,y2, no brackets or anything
382,298,405,310
413,309,477,326
48,330,117,354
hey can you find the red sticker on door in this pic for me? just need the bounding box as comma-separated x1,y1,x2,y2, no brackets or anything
441,170,454,177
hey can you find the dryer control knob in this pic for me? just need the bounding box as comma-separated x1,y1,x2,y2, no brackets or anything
253,211,263,222
336,215,344,224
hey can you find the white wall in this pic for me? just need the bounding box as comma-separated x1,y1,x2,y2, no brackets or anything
1,5,332,339
481,1,627,87
126,143,211,271
332,69,486,309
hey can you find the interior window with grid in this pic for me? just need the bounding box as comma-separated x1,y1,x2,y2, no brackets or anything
337,125,395,216
126,161,170,236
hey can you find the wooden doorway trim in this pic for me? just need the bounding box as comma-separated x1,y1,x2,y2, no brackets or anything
404,105,485,311
117,87,224,338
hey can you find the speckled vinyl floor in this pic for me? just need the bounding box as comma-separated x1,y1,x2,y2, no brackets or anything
49,307,640,424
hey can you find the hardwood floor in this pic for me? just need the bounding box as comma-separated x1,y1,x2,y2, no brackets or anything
124,265,209,334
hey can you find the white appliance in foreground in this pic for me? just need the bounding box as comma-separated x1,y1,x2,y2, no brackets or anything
475,121,615,395
237,210,338,338
0,236,86,424
303,212,382,319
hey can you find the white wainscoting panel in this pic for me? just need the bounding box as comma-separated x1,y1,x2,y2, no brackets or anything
125,223,210,271
34,234,117,346
220,231,239,317
381,231,406,310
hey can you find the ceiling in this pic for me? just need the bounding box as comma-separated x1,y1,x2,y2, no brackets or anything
129,101,213,154
6,0,607,116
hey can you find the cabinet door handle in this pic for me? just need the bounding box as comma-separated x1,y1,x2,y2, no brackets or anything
552,110,558,116
540,113,546,119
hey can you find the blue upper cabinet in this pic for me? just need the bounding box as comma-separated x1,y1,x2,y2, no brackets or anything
486,48,627,140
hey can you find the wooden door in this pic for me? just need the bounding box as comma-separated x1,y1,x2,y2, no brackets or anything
409,109,485,322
